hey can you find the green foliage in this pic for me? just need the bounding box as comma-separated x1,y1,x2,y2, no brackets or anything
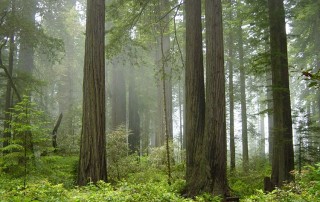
9,152,320,201
302,70,320,88
0,96,51,175
31,155,78,188
244,163,320,201
106,125,139,182
0,177,68,202
229,164,271,198
148,142,177,170
0,154,216,202
195,193,222,202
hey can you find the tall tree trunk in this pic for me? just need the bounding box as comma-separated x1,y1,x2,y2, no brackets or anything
17,0,36,155
267,66,273,164
111,59,126,129
314,14,320,125
228,0,235,171
155,48,164,147
238,18,249,172
182,7,187,151
155,0,173,145
18,0,36,78
141,110,150,155
3,0,15,149
178,79,183,153
52,113,63,150
205,0,228,195
259,101,266,159
182,71,186,150
78,0,107,186
268,0,294,187
185,0,206,196
159,0,172,183
128,69,140,154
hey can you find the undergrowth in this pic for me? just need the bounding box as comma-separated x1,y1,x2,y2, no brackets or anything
0,154,221,201
0,154,319,201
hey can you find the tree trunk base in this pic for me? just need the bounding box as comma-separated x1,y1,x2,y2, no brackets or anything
264,176,274,192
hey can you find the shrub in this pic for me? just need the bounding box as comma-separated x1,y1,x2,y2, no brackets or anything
0,96,51,177
106,125,140,182
244,163,320,201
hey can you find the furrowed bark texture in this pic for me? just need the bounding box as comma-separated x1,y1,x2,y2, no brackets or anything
227,0,235,171
205,0,228,195
185,0,206,196
78,0,107,186
268,0,294,187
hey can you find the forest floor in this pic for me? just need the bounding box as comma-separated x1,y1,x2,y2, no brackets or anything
0,155,319,201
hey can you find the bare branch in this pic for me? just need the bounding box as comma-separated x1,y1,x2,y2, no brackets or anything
129,0,153,30
0,64,21,102
0,10,8,26
173,4,185,71
158,2,184,23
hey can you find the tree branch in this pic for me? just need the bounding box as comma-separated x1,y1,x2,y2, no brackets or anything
0,10,8,26
0,39,21,101
158,2,184,23
0,64,21,102
173,4,185,72
52,113,63,150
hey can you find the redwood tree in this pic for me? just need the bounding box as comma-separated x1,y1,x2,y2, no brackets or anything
77,0,107,186
227,0,236,171
185,0,206,196
128,68,140,154
268,0,294,187
238,17,249,172
205,0,228,195
111,60,126,129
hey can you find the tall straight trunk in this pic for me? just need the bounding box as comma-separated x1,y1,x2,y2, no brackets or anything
205,0,228,195
238,19,249,171
18,0,36,77
178,79,183,152
163,1,173,141
155,82,164,146
305,92,313,162
267,67,273,163
315,55,320,153
111,60,126,129
182,71,186,150
315,14,320,125
263,27,273,164
259,101,266,158
17,0,35,154
182,6,187,151
268,0,294,187
185,0,206,196
78,0,106,186
155,41,164,147
159,0,172,182
160,35,172,184
128,69,140,154
156,0,173,144
3,0,15,148
228,0,235,171
141,110,150,155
